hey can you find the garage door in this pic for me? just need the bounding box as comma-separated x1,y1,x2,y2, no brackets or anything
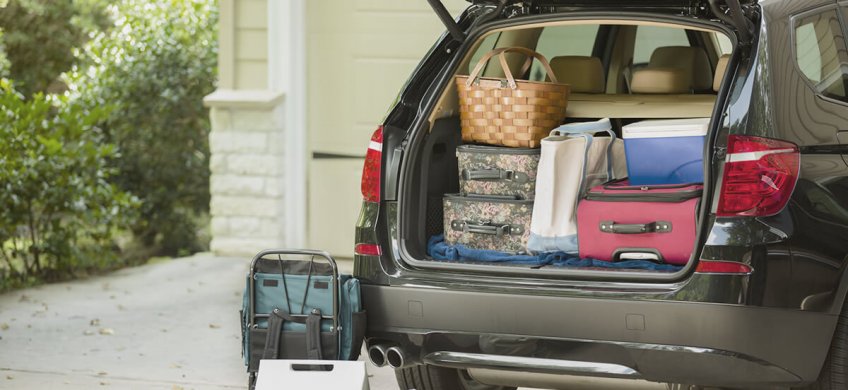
306,0,467,257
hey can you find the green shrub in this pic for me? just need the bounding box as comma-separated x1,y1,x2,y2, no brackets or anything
66,0,218,257
0,0,112,97
0,80,137,289
0,30,9,78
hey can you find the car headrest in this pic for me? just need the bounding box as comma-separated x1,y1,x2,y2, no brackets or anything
548,56,605,93
650,46,713,91
713,54,731,92
630,67,690,94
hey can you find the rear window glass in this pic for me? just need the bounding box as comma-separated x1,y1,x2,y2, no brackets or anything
633,25,690,64
467,33,500,74
794,9,848,103
529,24,600,80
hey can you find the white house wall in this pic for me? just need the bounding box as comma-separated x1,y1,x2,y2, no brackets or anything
206,0,465,257
306,0,466,257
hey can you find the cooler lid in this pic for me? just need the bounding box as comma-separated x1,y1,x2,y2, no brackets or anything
622,118,711,139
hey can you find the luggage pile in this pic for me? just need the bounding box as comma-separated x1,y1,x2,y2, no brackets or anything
440,46,710,267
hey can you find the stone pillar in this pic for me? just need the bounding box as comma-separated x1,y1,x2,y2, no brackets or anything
204,0,305,256
204,0,307,257
204,91,286,256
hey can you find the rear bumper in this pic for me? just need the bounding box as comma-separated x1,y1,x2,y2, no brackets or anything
362,284,837,388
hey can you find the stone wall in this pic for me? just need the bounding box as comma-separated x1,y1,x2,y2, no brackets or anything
205,92,286,256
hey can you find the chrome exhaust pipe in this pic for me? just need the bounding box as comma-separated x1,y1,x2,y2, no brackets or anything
386,346,405,368
368,344,389,367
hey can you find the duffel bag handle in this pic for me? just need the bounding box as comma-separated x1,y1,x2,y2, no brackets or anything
550,118,615,140
466,47,559,89
599,220,672,234
451,220,525,236
550,118,618,181
461,168,530,183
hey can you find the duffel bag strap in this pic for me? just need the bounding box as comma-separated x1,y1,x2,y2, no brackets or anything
263,308,288,359
263,308,325,360
306,308,324,360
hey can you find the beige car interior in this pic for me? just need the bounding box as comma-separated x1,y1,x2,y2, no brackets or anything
548,56,606,93
428,20,733,124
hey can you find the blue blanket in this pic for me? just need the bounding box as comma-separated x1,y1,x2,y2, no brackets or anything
427,234,682,272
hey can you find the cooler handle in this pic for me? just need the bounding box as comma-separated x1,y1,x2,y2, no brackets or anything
599,221,672,234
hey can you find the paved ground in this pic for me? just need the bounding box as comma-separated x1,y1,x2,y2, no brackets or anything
0,254,671,390
0,254,397,390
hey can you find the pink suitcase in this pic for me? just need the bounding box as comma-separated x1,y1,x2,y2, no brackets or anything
576,181,702,264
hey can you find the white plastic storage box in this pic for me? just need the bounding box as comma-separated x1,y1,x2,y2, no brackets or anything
622,118,710,185
255,360,370,390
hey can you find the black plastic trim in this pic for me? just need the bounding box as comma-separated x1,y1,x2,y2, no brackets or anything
362,284,835,384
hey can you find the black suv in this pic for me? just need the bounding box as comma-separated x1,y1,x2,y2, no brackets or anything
353,0,848,388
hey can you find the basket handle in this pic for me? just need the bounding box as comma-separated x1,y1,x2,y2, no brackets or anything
466,47,559,89
467,47,544,87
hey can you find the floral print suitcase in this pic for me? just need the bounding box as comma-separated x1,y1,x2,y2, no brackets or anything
443,193,533,253
456,145,540,200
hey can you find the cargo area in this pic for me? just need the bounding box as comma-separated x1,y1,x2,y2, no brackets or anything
398,19,735,274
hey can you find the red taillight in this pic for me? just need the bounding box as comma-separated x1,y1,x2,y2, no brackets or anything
361,126,383,202
695,260,753,274
354,243,382,256
716,135,800,217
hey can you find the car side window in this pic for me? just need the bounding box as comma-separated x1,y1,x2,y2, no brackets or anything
794,9,848,103
633,25,690,64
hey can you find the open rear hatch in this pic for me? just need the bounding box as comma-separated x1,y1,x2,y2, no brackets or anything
391,0,754,280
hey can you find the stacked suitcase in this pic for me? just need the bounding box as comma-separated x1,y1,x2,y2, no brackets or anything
443,145,539,253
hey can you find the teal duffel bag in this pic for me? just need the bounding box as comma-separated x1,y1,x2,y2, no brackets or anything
240,250,366,380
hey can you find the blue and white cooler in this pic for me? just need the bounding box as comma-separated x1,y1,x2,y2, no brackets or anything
622,118,710,185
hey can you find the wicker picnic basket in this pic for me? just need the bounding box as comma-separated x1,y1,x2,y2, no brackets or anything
456,47,570,148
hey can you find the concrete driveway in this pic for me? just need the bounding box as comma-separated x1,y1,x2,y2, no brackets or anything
0,254,668,390
0,254,402,389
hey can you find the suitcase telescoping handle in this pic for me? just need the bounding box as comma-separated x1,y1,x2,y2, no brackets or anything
599,220,672,234
248,249,339,333
461,168,530,183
